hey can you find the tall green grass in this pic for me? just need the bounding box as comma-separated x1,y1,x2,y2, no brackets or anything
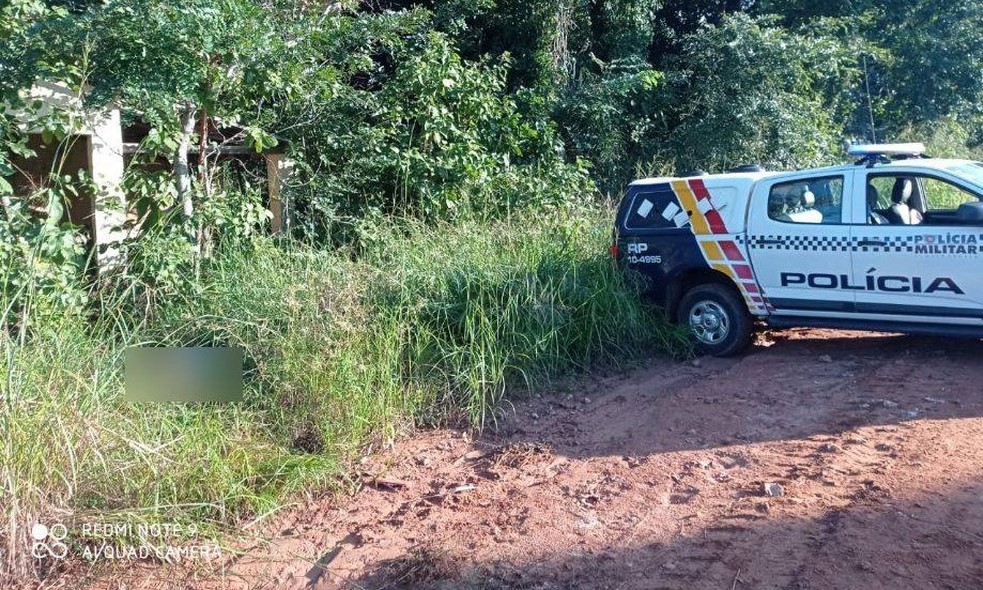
0,206,685,579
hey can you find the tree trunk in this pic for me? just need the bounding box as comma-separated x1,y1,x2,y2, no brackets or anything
198,108,209,193
174,103,197,221
174,103,201,260
196,108,210,260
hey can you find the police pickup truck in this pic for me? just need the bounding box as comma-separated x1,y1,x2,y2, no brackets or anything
612,143,983,356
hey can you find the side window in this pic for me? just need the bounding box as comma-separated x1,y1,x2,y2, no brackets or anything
867,177,895,209
768,176,843,224
866,174,980,226
922,177,979,212
865,176,897,225
623,184,688,230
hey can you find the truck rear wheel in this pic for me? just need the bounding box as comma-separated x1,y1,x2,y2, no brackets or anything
677,283,753,357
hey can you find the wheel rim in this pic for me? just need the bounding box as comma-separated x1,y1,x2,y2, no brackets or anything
688,300,730,345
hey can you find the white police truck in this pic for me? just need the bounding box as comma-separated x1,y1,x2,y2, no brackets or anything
612,143,983,356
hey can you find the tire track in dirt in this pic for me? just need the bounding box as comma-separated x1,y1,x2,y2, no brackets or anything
84,329,983,589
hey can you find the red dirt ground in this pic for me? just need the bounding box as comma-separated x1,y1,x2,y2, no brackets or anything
65,329,983,588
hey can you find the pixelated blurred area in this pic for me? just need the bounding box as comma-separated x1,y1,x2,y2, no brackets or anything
125,347,243,403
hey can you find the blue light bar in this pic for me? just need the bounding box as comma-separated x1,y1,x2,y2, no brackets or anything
846,142,926,157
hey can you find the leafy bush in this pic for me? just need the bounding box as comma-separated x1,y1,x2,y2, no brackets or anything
0,198,87,330
0,116,89,333
550,14,862,195
662,14,860,173
111,160,274,306
556,63,664,196
280,24,592,241
897,116,983,161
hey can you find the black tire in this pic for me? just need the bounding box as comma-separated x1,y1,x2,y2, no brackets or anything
676,283,753,357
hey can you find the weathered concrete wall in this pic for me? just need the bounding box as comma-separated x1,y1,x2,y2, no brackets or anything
7,81,126,269
85,107,126,268
9,135,90,209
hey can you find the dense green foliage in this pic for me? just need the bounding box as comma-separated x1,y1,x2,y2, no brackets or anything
5,0,981,216
762,0,983,139
278,24,590,239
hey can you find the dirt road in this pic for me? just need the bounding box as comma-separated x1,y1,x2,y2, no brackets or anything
111,329,983,589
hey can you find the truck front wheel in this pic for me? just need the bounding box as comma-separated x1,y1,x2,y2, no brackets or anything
677,284,753,357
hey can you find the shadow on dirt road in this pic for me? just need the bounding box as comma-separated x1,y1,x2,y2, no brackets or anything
325,329,983,590
80,329,983,590
496,330,983,459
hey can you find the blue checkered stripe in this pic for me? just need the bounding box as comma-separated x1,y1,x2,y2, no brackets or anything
738,235,914,253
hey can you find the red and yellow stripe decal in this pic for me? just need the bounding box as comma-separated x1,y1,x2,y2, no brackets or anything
670,178,772,315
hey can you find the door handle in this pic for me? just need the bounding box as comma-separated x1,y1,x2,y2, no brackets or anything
757,238,785,245
858,240,887,247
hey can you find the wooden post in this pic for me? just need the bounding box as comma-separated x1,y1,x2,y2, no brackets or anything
266,153,295,235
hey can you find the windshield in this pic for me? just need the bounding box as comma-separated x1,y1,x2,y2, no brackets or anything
946,162,983,189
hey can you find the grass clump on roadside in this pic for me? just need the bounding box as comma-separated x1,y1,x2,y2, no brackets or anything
0,205,685,577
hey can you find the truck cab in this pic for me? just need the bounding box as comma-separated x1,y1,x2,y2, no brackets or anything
613,144,983,356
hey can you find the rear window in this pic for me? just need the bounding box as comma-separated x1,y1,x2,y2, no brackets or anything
767,176,844,224
623,184,688,230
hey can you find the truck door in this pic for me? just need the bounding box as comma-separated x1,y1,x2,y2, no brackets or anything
746,172,856,315
850,169,983,325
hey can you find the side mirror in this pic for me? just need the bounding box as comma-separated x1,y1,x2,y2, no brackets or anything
956,201,983,224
